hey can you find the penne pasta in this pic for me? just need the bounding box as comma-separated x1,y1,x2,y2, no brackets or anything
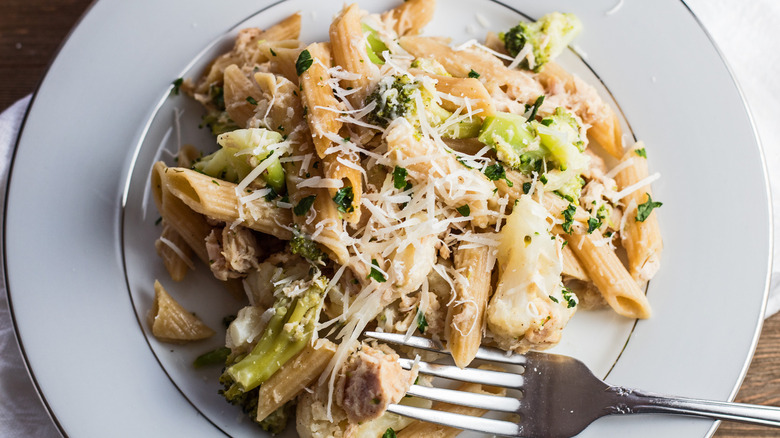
381,0,436,37
614,142,663,284
329,3,377,108
222,64,264,128
256,339,337,421
152,161,212,264
284,143,351,264
154,221,192,281
566,229,652,319
447,244,494,368
299,42,344,158
160,165,293,240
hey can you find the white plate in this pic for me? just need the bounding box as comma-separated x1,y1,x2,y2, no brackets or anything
4,0,770,437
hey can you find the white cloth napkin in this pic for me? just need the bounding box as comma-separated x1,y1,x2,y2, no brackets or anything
0,1,778,436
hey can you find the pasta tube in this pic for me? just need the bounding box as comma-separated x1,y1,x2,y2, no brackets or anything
447,244,494,368
566,230,652,319
614,142,663,284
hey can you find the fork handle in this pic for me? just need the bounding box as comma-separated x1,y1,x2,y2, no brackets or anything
610,386,780,427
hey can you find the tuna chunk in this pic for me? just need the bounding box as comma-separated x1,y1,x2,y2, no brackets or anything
335,344,414,423
205,225,262,281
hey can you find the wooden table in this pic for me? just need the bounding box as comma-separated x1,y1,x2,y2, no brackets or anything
1,1,778,437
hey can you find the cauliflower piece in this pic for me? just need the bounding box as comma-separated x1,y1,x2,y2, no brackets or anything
486,195,576,352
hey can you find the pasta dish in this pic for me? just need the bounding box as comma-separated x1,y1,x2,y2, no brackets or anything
146,0,663,435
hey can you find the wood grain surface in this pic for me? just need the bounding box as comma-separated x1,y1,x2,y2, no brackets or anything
1,1,778,437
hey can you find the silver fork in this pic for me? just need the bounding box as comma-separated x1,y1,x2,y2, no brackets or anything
366,331,780,437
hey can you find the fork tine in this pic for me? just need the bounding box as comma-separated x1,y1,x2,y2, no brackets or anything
406,384,521,413
398,358,524,389
366,331,526,365
387,403,522,437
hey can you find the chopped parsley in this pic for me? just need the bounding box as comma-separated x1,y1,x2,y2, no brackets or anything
526,95,545,121
383,428,397,438
636,193,662,222
456,204,471,216
524,235,532,246
246,96,258,105
549,295,559,303
368,259,387,283
416,309,428,334
467,69,481,78
269,48,277,57
561,288,577,308
587,216,601,234
170,77,183,96
483,163,513,187
561,203,577,233
154,216,162,226
332,186,355,213
634,148,647,158
522,182,532,194
296,49,313,76
393,166,411,191
293,195,316,216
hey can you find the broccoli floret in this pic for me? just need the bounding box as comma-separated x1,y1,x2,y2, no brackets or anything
224,274,326,392
500,12,582,72
478,112,546,173
193,128,286,193
478,107,588,200
536,107,586,171
258,403,292,434
365,75,482,138
365,75,419,128
289,226,326,263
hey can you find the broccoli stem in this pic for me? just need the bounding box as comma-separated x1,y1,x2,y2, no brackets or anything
227,286,323,391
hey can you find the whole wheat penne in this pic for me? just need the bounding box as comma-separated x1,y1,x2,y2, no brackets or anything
258,11,302,42
381,0,436,37
257,40,306,84
256,339,337,421
322,152,363,223
148,280,215,343
329,3,376,108
152,162,212,264
399,36,544,104
447,244,494,368
155,222,192,281
285,143,350,264
252,71,305,139
223,64,264,128
421,73,496,117
161,165,293,240
614,142,662,284
561,242,589,281
299,42,345,158
566,230,652,319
